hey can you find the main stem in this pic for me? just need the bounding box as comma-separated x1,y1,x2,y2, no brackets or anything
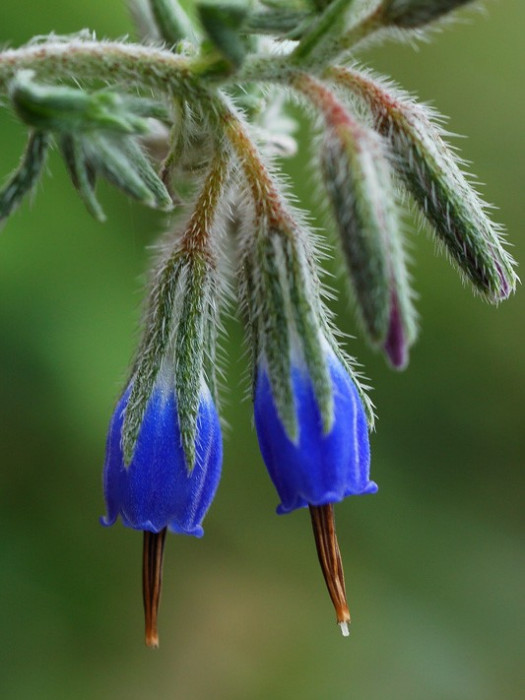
0,41,192,94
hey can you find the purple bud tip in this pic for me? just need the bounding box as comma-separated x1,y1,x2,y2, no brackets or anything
384,291,408,370
495,262,512,300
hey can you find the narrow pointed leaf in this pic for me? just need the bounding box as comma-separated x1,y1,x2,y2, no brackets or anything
122,138,173,211
149,0,196,44
0,130,49,224
197,3,248,68
60,134,105,221
10,71,161,135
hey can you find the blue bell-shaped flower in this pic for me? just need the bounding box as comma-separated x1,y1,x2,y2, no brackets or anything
254,350,377,515
102,374,222,647
101,378,222,537
254,347,376,634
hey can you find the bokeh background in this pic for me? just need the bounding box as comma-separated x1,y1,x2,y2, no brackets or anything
0,2,523,699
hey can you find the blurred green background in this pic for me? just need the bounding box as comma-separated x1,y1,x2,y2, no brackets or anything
0,2,523,699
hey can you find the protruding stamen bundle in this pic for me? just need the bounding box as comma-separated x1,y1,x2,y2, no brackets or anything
142,528,167,648
309,504,350,632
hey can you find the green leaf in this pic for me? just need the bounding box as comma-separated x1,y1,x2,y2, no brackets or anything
149,0,196,44
0,130,49,225
84,133,172,211
59,134,105,222
10,70,165,135
197,3,248,68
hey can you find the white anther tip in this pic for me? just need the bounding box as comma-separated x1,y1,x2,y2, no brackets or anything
339,621,350,637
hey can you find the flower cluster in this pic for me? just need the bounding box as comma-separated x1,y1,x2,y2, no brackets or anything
0,0,517,645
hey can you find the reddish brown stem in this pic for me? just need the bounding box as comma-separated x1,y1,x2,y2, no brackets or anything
142,528,167,648
309,504,350,631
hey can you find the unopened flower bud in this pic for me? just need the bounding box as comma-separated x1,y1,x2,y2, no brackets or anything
331,68,518,303
322,116,416,368
198,3,248,68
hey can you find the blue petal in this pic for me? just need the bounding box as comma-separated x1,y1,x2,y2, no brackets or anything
101,383,222,535
254,354,376,514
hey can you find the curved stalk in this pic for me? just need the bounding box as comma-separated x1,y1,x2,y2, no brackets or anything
0,40,194,94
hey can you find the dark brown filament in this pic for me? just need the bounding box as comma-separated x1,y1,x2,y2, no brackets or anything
309,504,351,634
142,528,167,648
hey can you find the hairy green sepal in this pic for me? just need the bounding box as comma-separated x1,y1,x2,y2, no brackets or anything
0,130,49,224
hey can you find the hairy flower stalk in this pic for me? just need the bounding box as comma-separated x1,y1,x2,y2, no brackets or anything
0,0,517,644
291,0,365,65
0,40,194,95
